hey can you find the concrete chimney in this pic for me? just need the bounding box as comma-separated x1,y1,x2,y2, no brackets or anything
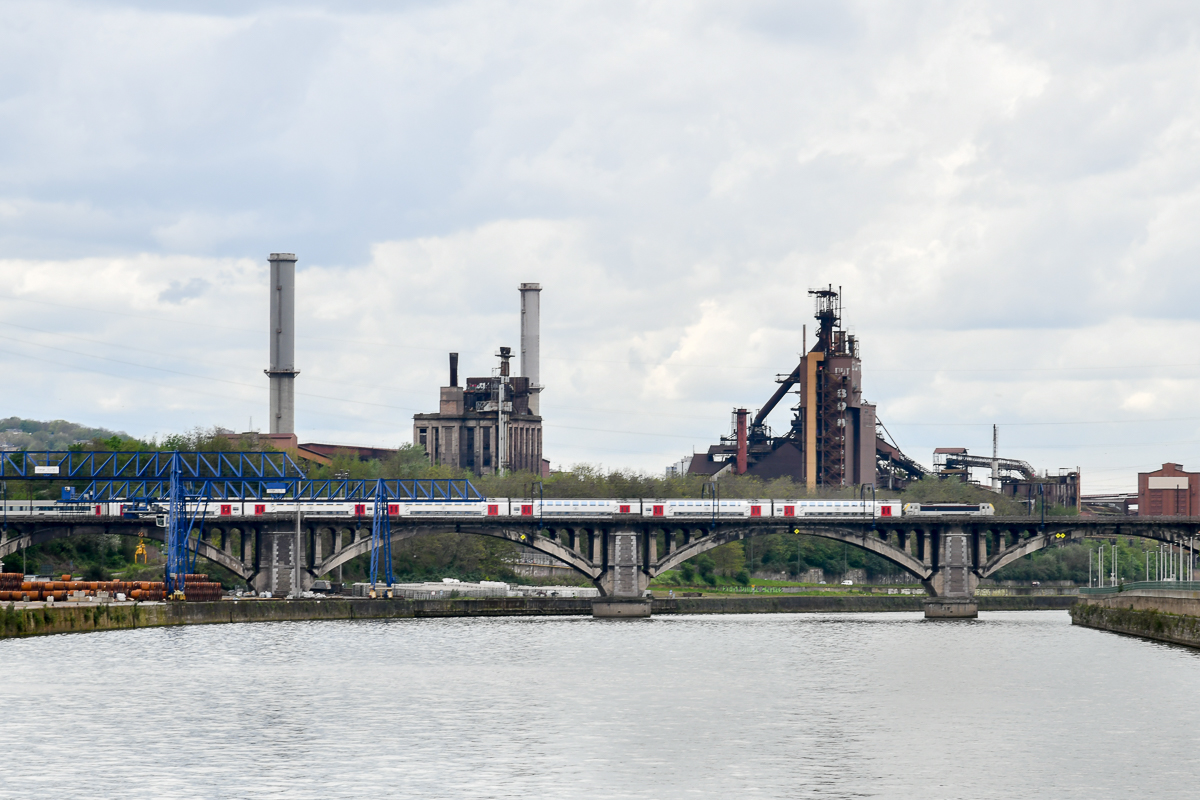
449,352,459,387
266,253,299,435
519,282,542,416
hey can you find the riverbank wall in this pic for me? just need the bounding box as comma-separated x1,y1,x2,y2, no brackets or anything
1071,588,1200,649
0,594,1077,639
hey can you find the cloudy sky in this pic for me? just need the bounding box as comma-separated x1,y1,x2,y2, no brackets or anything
1,1,1199,491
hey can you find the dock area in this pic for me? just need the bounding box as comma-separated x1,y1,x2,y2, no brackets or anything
1071,583,1200,648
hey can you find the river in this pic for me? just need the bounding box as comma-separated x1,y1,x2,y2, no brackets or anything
1,610,1197,798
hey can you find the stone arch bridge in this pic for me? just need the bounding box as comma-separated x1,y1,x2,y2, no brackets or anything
1,514,1197,602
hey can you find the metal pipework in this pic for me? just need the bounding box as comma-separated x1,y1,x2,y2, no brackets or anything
266,253,299,434
519,283,541,416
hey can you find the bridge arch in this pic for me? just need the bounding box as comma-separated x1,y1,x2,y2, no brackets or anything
313,524,602,582
980,525,1197,579
0,523,253,580
651,523,933,582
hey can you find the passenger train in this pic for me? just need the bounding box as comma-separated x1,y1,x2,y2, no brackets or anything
0,499,995,520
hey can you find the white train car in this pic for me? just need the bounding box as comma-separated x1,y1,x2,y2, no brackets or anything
642,500,753,518
772,500,903,518
535,499,624,517
902,503,994,517
1,501,96,517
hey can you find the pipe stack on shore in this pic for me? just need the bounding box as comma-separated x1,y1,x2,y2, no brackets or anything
0,573,167,601
182,574,223,602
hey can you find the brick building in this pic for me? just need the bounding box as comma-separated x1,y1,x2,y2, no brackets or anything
1138,463,1200,516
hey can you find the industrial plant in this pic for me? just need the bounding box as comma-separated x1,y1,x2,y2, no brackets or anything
240,257,1162,516
687,286,925,489
412,283,547,476
217,255,548,475
682,285,1085,510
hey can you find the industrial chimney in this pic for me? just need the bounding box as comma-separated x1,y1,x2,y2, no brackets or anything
266,253,299,435
449,352,459,387
519,283,542,416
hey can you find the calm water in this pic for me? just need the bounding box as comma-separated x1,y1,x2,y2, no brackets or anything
1,611,1198,799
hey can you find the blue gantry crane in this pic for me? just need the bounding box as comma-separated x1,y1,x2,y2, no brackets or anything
0,451,483,594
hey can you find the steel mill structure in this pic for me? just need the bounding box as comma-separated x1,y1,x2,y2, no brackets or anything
689,286,925,489
933,439,1082,512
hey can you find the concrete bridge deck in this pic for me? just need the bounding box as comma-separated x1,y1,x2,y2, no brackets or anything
1,513,1194,613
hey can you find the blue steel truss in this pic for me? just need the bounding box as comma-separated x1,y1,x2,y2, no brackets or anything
165,457,211,594
368,479,395,588
3,451,483,594
0,450,304,480
0,451,483,502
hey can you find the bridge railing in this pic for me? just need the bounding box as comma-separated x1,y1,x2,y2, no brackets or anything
1080,580,1200,595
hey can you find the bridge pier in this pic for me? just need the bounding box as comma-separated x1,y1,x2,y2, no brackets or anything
592,529,652,618
923,526,978,619
251,525,313,597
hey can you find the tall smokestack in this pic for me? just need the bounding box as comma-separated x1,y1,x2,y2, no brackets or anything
519,283,542,416
735,408,748,475
449,352,459,387
266,253,299,435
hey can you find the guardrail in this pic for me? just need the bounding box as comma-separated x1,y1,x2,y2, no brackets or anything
1079,581,1200,595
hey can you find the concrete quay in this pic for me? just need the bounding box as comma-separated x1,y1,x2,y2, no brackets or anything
1072,587,1200,649
0,594,1079,639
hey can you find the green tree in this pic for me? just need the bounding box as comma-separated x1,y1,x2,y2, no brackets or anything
711,541,745,576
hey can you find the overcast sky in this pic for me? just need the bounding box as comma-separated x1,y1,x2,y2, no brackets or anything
1,1,1199,491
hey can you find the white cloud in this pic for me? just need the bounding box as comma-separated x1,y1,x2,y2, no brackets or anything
0,1,1198,490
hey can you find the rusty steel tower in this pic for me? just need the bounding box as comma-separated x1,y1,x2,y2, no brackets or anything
703,285,880,488
794,286,873,489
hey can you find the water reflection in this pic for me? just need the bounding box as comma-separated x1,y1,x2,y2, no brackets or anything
0,611,1197,799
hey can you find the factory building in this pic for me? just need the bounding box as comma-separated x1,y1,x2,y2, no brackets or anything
1138,463,1200,516
413,284,547,477
933,443,1081,511
688,287,890,488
